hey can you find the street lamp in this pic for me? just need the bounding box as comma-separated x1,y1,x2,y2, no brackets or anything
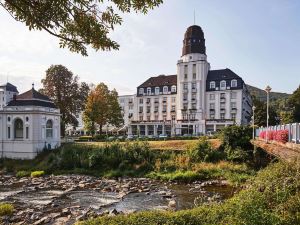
252,105,256,139
265,85,272,143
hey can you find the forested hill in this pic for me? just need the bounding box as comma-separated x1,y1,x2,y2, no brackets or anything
246,84,291,102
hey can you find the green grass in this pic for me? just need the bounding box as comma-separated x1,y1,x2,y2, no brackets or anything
16,170,30,178
77,161,300,225
0,203,14,217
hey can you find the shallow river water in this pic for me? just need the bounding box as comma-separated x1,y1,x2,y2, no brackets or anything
0,175,236,224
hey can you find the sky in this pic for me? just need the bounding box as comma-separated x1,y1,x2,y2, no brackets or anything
0,0,299,95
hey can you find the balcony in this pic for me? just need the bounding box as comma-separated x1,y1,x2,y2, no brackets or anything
191,98,197,102
162,110,167,114
210,108,215,112
154,100,159,104
231,108,237,113
139,111,143,114
192,88,197,93
183,88,188,93
146,101,151,104
154,110,159,113
220,109,226,113
147,110,151,113
128,100,133,104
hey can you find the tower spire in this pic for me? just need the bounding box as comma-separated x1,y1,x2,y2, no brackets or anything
194,10,196,25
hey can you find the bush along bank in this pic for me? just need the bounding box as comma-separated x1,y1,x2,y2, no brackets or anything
76,161,300,225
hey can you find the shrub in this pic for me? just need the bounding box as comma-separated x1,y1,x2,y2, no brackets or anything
16,170,30,178
220,126,252,149
259,130,289,143
30,170,45,177
0,203,14,216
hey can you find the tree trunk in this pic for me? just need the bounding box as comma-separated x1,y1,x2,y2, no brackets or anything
99,124,103,135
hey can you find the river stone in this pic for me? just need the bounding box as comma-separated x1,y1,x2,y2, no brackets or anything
168,200,177,208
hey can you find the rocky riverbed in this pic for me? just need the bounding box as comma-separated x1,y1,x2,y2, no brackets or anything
0,175,235,225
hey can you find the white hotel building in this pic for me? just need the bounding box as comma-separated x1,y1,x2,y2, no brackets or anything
118,25,252,136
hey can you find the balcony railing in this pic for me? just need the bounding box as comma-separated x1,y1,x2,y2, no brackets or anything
192,88,197,93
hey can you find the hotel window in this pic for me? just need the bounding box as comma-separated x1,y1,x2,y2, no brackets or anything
139,98,143,104
146,106,151,113
220,103,225,109
192,64,196,78
163,97,167,102
220,113,225,120
171,97,176,103
192,93,196,100
171,85,176,92
139,88,144,95
163,115,167,121
231,79,237,87
171,115,176,121
192,82,196,89
183,93,188,101
210,103,215,109
210,114,215,119
183,113,188,120
210,81,216,89
139,106,143,113
154,105,159,112
154,98,159,103
231,113,236,120
184,74,187,79
147,116,151,121
210,94,215,100
162,105,167,112
220,80,226,90
184,65,188,75
171,105,176,111
163,86,168,94
231,92,237,99
220,93,226,99
183,104,188,110
183,83,188,90
190,114,196,120
129,105,133,110
231,102,237,109
155,87,160,95
155,115,159,121
147,87,151,95
139,115,143,121
191,103,196,109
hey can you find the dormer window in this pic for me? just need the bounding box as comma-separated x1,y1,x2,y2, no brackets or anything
163,86,168,94
210,81,216,89
220,80,226,90
147,87,151,95
171,85,176,93
155,87,160,95
139,88,144,95
231,79,237,87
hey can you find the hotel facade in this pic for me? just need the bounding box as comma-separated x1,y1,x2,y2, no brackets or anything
118,25,252,137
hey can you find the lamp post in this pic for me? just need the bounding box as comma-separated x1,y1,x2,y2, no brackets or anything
252,105,256,140
265,85,272,143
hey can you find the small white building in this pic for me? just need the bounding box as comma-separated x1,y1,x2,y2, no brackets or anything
0,84,61,159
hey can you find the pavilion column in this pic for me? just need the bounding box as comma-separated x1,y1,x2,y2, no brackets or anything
154,125,158,136
145,125,149,136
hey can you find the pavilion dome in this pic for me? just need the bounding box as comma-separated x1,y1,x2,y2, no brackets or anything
182,25,206,56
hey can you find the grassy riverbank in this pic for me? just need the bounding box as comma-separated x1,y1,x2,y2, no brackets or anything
0,126,267,185
77,161,300,225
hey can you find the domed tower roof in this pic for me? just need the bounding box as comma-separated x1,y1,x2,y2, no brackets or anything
182,25,206,56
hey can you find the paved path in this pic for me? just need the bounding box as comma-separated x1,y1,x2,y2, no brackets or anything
252,139,300,162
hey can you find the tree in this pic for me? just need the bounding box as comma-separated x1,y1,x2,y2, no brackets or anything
83,83,123,135
253,96,279,127
289,85,300,122
41,65,90,136
1,0,163,56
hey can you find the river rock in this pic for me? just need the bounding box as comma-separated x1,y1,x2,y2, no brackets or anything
168,200,176,208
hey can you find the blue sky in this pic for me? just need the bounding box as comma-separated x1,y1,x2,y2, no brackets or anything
0,0,299,94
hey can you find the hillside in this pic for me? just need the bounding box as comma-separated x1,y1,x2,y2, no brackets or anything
246,84,291,102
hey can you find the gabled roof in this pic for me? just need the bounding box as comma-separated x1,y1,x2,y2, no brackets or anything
16,88,51,101
138,75,177,88
0,82,18,93
207,68,241,81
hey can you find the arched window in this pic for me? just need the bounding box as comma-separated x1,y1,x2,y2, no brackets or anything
155,87,160,95
14,118,23,139
209,81,216,89
147,87,151,95
46,120,53,138
220,80,226,90
231,79,237,87
163,86,168,94
171,85,177,93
